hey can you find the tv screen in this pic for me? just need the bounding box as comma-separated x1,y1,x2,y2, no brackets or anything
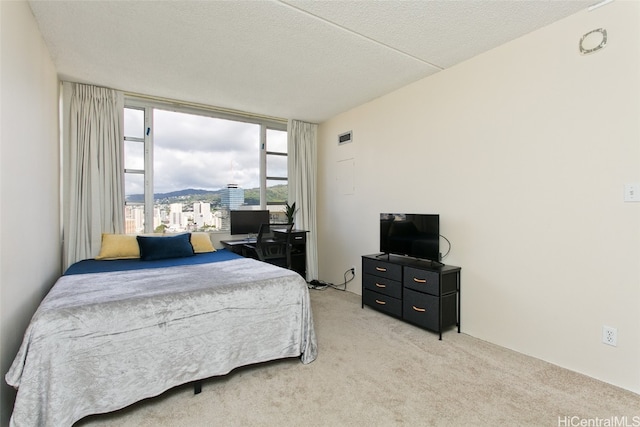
230,210,270,235
380,213,440,261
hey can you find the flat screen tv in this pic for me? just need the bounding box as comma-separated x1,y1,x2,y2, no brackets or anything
380,213,440,262
230,210,270,235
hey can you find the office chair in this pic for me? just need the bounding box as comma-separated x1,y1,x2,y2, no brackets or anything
244,223,294,269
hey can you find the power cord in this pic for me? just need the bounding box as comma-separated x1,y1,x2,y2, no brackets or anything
440,234,451,260
308,267,355,291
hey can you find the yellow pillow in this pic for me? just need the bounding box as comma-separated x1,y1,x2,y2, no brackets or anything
95,234,140,260
190,232,215,253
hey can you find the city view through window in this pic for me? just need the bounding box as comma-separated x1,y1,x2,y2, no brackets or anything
123,106,288,234
124,184,289,234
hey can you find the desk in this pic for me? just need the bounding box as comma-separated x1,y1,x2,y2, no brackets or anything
219,238,256,252
221,229,308,278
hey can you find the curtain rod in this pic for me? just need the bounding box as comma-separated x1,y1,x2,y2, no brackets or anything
123,90,288,125
63,81,289,125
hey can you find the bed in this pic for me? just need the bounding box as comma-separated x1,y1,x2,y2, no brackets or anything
5,234,317,427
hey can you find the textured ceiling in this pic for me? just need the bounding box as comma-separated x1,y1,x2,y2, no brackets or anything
28,0,594,123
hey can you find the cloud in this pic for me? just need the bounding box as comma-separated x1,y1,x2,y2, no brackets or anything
153,109,260,192
124,107,283,195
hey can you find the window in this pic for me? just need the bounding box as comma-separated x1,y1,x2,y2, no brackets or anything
123,107,146,234
265,128,288,223
123,99,288,234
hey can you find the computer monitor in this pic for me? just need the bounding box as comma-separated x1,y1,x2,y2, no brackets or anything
230,210,270,235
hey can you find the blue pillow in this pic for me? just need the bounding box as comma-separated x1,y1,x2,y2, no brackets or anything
136,233,195,261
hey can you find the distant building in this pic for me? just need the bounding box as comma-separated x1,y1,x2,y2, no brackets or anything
193,202,212,228
211,210,223,231
220,184,244,210
153,207,163,230
169,203,185,231
125,205,144,234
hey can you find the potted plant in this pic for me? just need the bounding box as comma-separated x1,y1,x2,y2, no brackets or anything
285,202,297,225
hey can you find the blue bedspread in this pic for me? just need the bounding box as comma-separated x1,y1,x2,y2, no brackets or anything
64,249,243,275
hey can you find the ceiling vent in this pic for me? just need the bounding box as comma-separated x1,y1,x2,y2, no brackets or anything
338,131,353,146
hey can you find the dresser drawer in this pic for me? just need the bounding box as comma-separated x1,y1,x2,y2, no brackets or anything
403,289,439,330
403,289,457,332
403,267,440,296
363,274,402,299
273,229,306,245
362,257,402,281
363,289,402,317
290,231,307,245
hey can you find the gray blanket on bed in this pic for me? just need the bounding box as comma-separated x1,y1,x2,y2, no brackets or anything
6,258,317,427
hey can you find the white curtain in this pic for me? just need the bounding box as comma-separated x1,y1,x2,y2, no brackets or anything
63,82,124,269
287,119,318,282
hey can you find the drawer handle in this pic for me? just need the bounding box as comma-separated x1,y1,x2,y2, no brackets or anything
294,236,303,240
413,277,427,284
412,305,426,312
375,283,386,288
375,267,387,272
375,299,386,305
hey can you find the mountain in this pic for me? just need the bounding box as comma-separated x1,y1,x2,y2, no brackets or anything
125,188,219,204
125,185,287,206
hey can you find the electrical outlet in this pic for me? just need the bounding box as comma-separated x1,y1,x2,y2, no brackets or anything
602,326,617,346
351,265,356,275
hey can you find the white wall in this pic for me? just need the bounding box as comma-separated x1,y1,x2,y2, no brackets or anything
0,1,61,423
317,2,640,393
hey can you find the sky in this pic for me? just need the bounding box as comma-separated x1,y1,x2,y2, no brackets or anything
124,108,287,196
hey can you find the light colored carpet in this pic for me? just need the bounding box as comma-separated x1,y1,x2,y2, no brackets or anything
77,288,639,426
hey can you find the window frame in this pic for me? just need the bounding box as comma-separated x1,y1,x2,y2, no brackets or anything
263,127,289,206
123,96,288,234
